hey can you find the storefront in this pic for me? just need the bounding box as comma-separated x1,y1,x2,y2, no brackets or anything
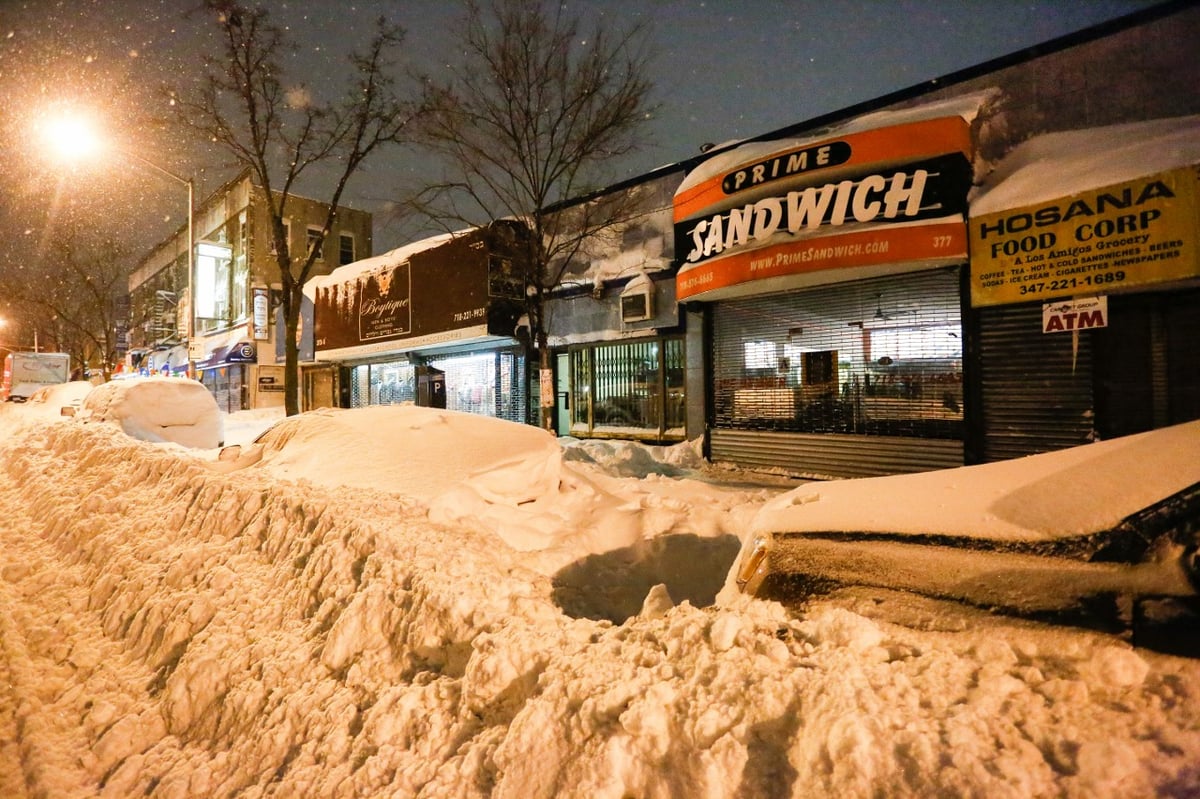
563,333,686,441
342,346,527,422
675,112,976,477
196,339,256,413
306,223,530,423
968,116,1200,460
541,169,690,443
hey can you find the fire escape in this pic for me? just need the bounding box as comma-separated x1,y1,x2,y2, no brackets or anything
147,289,181,348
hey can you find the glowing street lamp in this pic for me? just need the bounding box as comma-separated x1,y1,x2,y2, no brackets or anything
40,110,197,378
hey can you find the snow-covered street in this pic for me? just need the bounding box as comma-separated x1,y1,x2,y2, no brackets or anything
2,405,1199,798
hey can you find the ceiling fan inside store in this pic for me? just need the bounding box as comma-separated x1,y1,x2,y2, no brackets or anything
866,293,916,325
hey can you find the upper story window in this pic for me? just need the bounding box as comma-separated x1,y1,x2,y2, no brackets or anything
306,226,324,261
339,232,356,265
270,219,291,256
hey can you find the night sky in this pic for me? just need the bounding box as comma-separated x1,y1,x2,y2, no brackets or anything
0,0,1162,306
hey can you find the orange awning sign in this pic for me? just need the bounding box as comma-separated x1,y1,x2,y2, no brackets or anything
675,116,974,301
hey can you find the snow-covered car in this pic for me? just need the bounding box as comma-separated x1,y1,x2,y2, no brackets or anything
74,377,224,449
25,380,94,418
216,403,564,505
734,420,1200,654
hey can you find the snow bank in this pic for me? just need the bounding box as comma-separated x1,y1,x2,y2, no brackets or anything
233,404,564,505
2,414,1199,798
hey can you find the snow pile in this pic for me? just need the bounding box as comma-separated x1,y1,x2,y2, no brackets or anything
76,376,224,449
228,405,564,505
561,436,707,478
217,406,762,580
2,411,1200,797
22,380,94,418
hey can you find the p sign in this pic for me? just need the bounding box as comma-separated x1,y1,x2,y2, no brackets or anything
1043,296,1108,334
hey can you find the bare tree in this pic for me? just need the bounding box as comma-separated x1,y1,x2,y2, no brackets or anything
7,225,128,380
412,0,657,430
170,0,422,415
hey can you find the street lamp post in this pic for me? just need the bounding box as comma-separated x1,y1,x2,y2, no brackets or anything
121,153,196,378
41,111,197,378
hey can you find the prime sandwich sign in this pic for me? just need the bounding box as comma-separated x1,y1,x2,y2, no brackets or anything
673,116,974,302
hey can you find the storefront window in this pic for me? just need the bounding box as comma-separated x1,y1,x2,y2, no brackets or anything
569,336,685,441
200,364,246,414
430,352,496,415
349,362,416,407
349,347,527,424
714,270,963,439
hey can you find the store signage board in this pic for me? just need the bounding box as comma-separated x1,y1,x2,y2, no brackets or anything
1042,296,1107,333
677,219,966,301
673,116,973,303
251,286,270,340
356,261,413,341
312,232,504,354
969,165,1199,307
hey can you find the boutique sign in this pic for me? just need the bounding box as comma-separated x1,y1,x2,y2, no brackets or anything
674,116,974,302
309,228,526,360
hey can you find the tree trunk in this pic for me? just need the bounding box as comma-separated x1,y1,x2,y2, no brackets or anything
283,283,302,417
536,329,554,432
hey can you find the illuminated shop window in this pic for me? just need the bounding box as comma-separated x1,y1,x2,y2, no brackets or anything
569,337,685,440
195,240,234,332
714,270,964,439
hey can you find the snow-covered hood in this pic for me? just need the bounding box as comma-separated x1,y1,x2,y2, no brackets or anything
752,420,1200,543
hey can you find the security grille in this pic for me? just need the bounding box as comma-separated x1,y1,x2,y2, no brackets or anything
349,347,527,424
569,336,685,440
713,269,964,440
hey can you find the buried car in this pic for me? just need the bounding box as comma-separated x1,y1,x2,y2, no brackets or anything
734,420,1200,654
215,403,565,504
25,380,94,418
74,376,224,449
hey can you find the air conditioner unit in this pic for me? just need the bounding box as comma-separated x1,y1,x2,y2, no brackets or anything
620,273,654,323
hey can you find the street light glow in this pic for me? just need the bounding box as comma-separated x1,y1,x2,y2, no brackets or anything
42,110,103,163
36,104,198,377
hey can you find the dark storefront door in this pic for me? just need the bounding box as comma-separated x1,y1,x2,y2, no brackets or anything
202,365,246,414
1093,289,1200,440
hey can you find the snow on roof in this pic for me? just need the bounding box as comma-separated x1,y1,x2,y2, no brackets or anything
678,90,998,195
303,229,464,297
970,114,1200,215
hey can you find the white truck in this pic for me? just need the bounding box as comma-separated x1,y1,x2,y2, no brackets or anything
2,351,71,402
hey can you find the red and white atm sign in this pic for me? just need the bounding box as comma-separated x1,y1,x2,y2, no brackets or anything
1042,296,1108,333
